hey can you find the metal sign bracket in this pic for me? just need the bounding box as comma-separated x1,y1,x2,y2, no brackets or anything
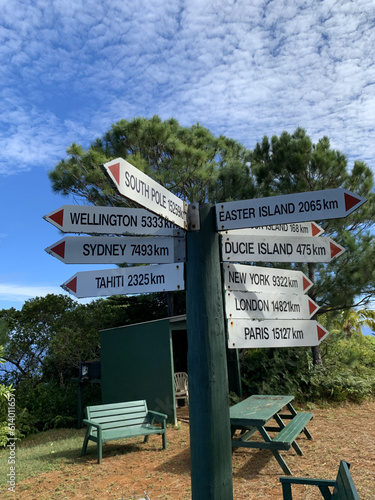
187,203,200,231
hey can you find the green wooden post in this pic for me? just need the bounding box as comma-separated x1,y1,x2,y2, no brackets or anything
186,203,233,500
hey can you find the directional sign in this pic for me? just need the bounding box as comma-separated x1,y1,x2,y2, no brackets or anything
222,235,345,263
101,158,188,230
216,188,366,231
45,235,185,264
223,263,313,294
43,205,184,236
61,263,184,298
227,319,329,348
225,290,319,320
220,221,323,237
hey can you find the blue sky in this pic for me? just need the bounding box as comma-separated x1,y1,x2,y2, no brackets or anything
1,0,375,313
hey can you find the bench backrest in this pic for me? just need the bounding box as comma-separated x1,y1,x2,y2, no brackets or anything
86,400,149,432
332,461,360,500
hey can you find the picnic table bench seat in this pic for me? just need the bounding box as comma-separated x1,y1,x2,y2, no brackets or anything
280,460,360,499
271,411,314,450
81,400,167,463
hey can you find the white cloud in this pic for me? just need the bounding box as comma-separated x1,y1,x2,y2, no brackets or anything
0,283,64,302
0,0,374,175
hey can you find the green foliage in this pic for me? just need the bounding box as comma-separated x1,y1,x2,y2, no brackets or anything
50,115,252,205
240,326,375,404
0,291,184,438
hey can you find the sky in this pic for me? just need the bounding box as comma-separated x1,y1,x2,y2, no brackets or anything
1,0,375,313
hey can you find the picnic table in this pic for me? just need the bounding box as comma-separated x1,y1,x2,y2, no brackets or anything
230,395,313,475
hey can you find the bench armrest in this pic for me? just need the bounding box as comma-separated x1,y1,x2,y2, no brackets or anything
147,411,167,426
280,476,336,487
82,419,102,431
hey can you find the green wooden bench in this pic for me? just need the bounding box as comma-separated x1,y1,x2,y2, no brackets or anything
280,460,360,499
81,400,167,463
271,411,314,450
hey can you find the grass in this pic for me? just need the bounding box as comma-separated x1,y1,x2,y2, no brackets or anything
0,428,85,485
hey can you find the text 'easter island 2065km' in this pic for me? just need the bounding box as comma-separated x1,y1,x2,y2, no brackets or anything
216,188,366,230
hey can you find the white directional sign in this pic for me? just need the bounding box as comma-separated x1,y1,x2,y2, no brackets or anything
225,290,319,320
45,235,185,264
222,235,345,263
61,263,184,298
223,263,313,294
216,188,366,231
101,158,188,230
43,205,184,236
227,319,329,348
220,221,323,237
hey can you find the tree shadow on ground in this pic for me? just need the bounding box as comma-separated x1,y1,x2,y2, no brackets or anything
156,447,191,475
232,449,276,479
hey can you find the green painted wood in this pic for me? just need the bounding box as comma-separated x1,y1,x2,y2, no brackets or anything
280,461,360,500
186,204,233,500
81,400,167,463
100,319,176,423
272,412,314,446
230,395,294,426
333,461,360,500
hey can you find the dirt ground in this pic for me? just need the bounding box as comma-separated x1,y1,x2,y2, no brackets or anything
6,400,375,499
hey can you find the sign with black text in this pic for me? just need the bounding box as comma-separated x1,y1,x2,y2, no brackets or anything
222,235,345,263
220,221,323,237
45,235,185,264
228,319,329,348
61,263,185,298
101,158,188,229
44,205,184,236
225,290,319,320
216,188,366,231
222,263,313,294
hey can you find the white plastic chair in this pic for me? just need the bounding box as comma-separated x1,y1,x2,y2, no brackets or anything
174,372,189,407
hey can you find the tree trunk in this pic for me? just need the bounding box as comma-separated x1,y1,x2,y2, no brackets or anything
308,263,323,366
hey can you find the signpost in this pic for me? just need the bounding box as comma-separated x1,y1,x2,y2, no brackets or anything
44,155,367,500
61,263,184,298
227,319,329,349
222,234,345,263
101,158,188,230
43,205,184,236
45,235,186,264
220,221,323,237
225,290,319,320
216,188,366,231
223,263,313,294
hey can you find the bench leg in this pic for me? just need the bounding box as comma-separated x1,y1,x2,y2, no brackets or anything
81,429,90,456
258,426,292,475
271,449,292,475
97,429,103,464
162,430,167,450
291,441,303,456
319,486,333,500
281,482,293,500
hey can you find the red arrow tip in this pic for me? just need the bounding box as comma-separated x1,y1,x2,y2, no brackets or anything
317,325,328,341
303,276,312,291
311,222,321,236
330,241,343,258
51,241,65,259
108,162,120,185
344,192,362,212
308,298,318,316
65,277,77,293
49,209,64,228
